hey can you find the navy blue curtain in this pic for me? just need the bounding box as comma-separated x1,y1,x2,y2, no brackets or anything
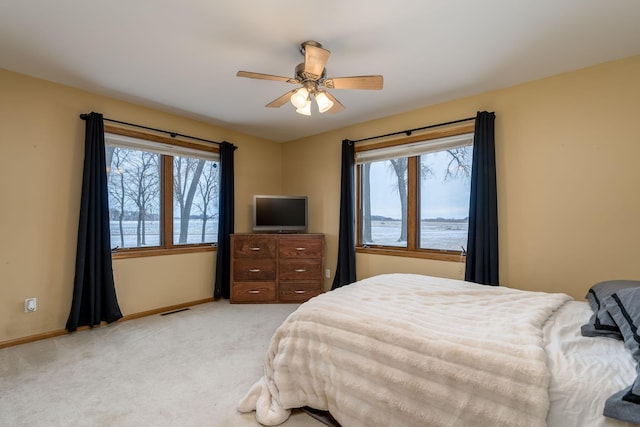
332,139,357,290
214,141,236,299
66,112,122,332
465,111,499,285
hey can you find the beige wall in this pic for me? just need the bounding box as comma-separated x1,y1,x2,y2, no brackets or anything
2,54,639,343
282,55,640,300
0,69,281,343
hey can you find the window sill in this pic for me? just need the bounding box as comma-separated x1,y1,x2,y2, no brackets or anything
356,246,465,263
112,244,216,260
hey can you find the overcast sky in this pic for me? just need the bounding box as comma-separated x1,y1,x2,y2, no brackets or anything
369,151,471,220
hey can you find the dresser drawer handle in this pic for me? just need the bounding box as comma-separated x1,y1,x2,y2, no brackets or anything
294,268,307,273
248,268,261,273
295,247,306,251
247,290,260,294
250,247,261,251
294,290,306,294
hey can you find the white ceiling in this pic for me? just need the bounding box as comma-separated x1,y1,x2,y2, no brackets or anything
1,0,639,142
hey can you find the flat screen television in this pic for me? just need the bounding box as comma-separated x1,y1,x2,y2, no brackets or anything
253,195,308,233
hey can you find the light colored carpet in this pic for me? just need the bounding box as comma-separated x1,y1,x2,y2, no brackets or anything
0,300,325,427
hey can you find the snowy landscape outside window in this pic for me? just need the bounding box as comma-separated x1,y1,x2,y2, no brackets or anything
105,129,219,256
357,127,473,259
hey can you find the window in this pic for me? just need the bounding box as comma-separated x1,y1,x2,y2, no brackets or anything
356,125,474,261
105,126,219,258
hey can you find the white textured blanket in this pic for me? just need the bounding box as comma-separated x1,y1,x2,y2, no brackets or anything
238,273,572,427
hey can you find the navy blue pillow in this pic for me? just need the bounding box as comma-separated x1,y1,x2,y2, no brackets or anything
581,280,640,340
604,287,640,362
602,286,640,423
604,376,640,424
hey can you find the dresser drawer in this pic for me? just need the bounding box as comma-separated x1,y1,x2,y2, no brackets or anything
232,282,277,303
233,236,276,258
279,259,322,280
279,237,323,258
279,281,322,303
233,259,276,281
230,233,324,304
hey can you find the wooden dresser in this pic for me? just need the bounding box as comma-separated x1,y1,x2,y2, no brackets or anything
230,233,325,303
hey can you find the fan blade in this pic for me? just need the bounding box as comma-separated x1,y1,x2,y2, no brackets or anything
324,91,345,114
303,44,330,80
237,71,299,84
266,89,297,108
324,75,383,90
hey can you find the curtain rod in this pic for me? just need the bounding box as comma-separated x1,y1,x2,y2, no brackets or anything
348,116,476,144
79,114,221,146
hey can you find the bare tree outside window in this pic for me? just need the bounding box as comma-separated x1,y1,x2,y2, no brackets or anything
105,132,219,252
106,147,160,248
360,142,473,251
107,147,129,248
362,163,372,242
442,146,472,181
388,158,408,242
194,161,219,242
173,156,205,244
126,151,160,247
419,146,472,250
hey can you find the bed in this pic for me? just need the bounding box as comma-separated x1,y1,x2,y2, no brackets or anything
238,273,640,426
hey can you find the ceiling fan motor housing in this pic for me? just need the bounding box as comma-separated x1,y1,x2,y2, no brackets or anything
295,63,326,85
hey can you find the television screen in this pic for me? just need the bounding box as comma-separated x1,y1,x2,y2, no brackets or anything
253,195,307,232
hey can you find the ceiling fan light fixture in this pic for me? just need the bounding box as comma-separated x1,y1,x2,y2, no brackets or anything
315,91,334,113
237,40,381,116
296,100,312,116
290,87,310,109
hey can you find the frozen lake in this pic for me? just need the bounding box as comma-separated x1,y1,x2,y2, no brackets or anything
364,220,468,251
109,219,467,252
109,220,217,248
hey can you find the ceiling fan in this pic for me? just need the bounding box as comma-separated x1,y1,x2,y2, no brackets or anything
236,40,383,115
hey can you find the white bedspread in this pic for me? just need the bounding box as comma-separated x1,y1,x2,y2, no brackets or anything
238,273,572,426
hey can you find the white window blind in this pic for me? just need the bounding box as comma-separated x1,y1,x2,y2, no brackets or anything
355,133,473,164
105,132,219,161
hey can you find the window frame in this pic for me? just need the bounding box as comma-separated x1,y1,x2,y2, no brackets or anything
104,125,219,260
355,123,474,262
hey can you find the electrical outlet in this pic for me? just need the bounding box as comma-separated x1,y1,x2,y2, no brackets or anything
325,269,330,279
24,298,37,313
